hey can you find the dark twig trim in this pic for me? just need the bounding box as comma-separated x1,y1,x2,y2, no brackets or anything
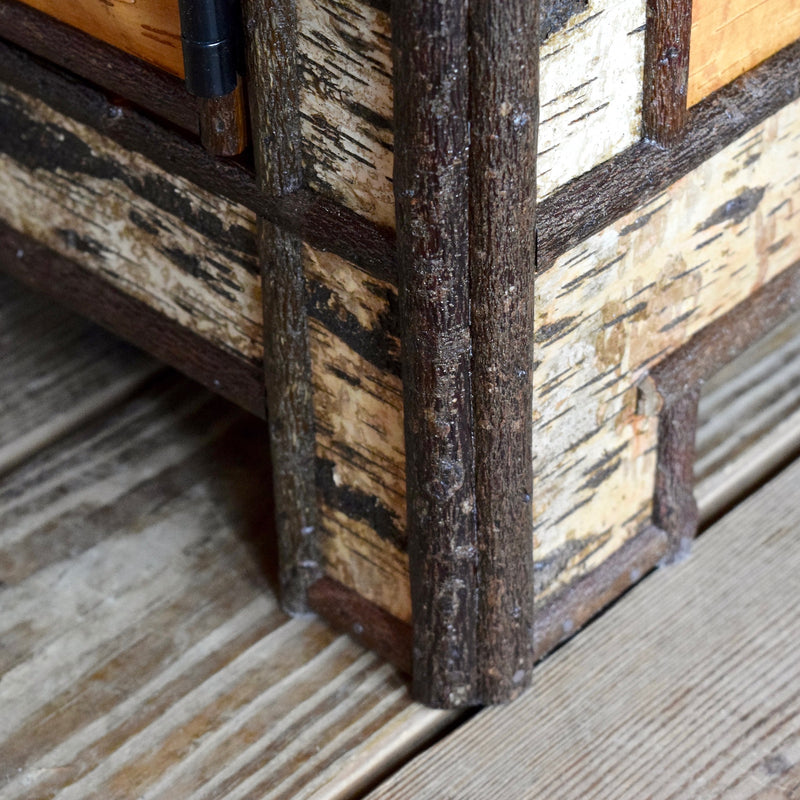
469,0,538,703
307,577,414,675
242,0,320,613
393,0,479,708
642,0,692,144
538,39,800,268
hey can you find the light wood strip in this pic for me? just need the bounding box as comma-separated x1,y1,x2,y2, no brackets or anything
0,374,454,800
17,0,183,78
695,310,800,520
688,0,800,107
367,455,800,799
0,274,158,476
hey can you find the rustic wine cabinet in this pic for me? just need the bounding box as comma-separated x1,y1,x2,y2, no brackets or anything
0,0,799,707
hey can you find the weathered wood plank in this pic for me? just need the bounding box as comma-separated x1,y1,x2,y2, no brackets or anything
534,96,800,606
366,454,800,800
0,274,158,475
16,0,184,77
0,375,457,800
696,310,800,521
688,0,800,107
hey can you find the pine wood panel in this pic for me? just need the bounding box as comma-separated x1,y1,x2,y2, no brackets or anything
0,374,455,800
0,274,158,475
367,455,800,799
688,0,800,107
0,81,262,364
17,0,183,78
535,95,800,605
695,310,800,521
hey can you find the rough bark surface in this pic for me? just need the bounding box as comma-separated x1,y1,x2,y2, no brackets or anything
243,0,320,613
642,0,692,144
469,0,538,702
393,0,478,707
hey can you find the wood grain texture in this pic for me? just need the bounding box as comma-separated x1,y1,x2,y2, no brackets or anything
538,38,800,268
0,374,457,800
0,0,200,135
469,0,538,702
243,0,320,613
393,0,478,708
0,80,263,363
0,274,159,476
696,309,800,522
688,0,800,107
642,0,692,144
16,0,184,77
367,455,800,800
534,96,800,606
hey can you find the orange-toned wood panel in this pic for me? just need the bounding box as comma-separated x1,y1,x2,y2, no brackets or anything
688,0,800,106
18,0,183,77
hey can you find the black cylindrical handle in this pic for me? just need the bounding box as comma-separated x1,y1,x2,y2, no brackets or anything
179,0,238,97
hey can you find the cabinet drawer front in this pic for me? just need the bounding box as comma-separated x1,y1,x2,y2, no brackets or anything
18,0,183,76
689,0,800,106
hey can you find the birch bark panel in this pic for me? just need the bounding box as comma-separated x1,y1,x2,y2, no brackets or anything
535,97,800,603
15,0,183,77
303,246,411,623
537,0,645,200
0,83,262,364
294,0,645,224
688,0,800,107
295,0,394,229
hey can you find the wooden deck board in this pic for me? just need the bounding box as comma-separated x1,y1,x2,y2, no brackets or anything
696,310,800,521
367,457,800,799
0,372,454,800
0,274,159,476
